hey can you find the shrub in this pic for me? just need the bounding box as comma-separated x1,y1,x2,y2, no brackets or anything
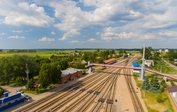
0,87,4,97
156,95,166,103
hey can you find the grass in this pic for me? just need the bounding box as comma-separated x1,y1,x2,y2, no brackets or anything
133,73,174,112
21,84,56,94
142,90,174,112
152,59,177,74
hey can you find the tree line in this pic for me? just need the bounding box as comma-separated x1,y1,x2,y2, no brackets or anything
0,55,70,89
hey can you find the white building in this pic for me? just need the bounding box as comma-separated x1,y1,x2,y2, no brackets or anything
165,48,169,53
145,60,154,67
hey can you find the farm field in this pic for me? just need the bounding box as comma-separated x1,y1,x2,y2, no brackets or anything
0,51,69,57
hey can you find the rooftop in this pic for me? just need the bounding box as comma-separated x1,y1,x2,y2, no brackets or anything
168,86,177,93
132,61,140,67
103,58,116,64
61,68,82,77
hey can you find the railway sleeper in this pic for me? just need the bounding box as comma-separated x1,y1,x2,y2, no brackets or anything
106,99,113,104
87,90,94,93
80,88,86,92
73,86,80,90
94,91,100,95
98,98,105,103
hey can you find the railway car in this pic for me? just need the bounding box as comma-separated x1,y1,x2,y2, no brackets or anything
0,92,27,111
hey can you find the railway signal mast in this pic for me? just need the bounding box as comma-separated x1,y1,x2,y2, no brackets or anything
140,45,145,80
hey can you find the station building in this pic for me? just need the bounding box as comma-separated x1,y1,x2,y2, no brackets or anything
61,68,83,83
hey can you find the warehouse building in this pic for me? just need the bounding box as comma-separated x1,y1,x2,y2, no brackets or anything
61,68,83,83
103,58,117,64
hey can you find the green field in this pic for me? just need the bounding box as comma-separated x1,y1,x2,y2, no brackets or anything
152,60,177,74
134,74,174,112
0,51,68,57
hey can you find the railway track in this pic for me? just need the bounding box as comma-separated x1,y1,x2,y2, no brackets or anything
56,72,116,112
68,69,121,112
34,68,119,112
21,68,117,112
16,60,129,112
124,69,144,112
16,68,114,112
90,69,120,112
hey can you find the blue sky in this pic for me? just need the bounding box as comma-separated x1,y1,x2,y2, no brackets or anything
0,0,177,49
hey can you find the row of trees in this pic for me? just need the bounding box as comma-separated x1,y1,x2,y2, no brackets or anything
0,55,39,85
165,50,177,61
140,47,160,60
142,76,167,93
82,50,120,63
0,55,69,89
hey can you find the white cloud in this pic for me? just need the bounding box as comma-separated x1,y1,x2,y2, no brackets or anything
8,35,25,39
0,32,5,36
158,31,177,37
51,0,136,40
38,37,55,44
51,31,56,35
88,38,96,42
12,30,23,33
100,27,136,41
70,40,80,44
0,1,53,27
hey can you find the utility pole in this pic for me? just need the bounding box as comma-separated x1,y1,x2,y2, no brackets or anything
140,45,145,80
25,63,30,89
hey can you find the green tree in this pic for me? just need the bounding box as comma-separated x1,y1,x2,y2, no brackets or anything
150,76,160,92
141,47,153,59
160,80,167,92
39,63,61,88
27,79,35,90
0,56,39,85
142,77,150,90
167,50,177,61
0,57,13,84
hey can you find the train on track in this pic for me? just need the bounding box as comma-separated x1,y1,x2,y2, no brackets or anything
0,92,29,111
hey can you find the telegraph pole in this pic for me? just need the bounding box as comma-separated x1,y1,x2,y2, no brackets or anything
25,63,30,89
140,45,145,80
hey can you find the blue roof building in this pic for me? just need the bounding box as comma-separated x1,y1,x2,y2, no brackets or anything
132,61,141,73
132,61,140,67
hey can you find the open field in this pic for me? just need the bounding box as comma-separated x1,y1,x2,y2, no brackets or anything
0,49,140,58
0,51,68,57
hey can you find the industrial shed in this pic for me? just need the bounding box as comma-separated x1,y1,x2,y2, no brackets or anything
61,68,82,83
103,58,117,64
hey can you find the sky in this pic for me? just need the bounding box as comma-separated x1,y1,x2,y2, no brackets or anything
0,0,177,49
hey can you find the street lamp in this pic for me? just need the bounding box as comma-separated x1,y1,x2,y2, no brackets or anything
25,63,30,89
